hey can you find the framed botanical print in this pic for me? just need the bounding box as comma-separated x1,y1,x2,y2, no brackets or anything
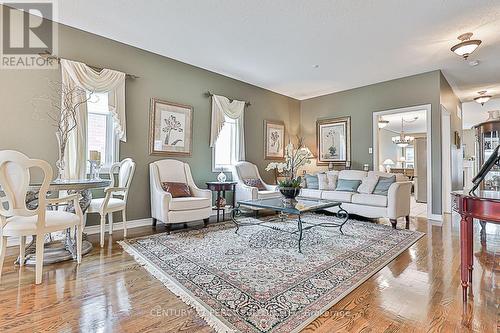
316,116,351,165
264,120,285,160
149,98,193,156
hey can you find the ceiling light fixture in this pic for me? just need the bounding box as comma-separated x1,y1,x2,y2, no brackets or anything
474,90,492,106
378,119,389,129
451,33,481,59
392,118,414,148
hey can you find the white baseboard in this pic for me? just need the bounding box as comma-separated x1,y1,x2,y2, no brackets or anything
6,217,153,248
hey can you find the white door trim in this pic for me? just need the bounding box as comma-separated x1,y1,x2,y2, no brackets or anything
441,106,452,214
372,104,439,221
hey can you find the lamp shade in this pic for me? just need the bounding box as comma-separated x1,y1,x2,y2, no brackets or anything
382,159,395,166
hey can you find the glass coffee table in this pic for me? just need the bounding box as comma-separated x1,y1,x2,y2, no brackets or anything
232,197,349,253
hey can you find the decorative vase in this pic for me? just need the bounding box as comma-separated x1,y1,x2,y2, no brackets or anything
215,196,226,208
217,171,227,182
279,186,301,200
55,136,66,182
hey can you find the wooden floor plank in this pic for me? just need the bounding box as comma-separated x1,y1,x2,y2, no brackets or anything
0,215,497,332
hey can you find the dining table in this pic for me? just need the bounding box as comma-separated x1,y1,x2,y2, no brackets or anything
16,178,111,265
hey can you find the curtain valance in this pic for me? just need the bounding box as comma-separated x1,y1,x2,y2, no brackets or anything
209,94,246,160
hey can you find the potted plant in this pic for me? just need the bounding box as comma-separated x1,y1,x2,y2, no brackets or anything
265,138,313,200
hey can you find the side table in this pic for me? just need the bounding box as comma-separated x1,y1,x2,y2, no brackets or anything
206,181,237,222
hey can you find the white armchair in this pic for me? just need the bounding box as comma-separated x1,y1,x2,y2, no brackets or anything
0,150,84,284
150,159,211,233
232,161,281,205
87,158,136,247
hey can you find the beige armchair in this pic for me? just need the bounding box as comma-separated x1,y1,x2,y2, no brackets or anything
232,161,281,205
150,159,212,233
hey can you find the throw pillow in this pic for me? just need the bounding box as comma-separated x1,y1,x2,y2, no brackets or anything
243,178,267,191
304,174,319,189
326,171,339,189
373,175,396,196
161,182,192,198
358,176,379,194
335,179,362,192
318,173,337,190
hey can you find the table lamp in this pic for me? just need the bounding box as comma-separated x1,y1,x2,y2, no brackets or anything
382,159,395,172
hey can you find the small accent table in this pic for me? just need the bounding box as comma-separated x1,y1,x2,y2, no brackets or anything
206,181,237,222
233,197,349,253
451,190,500,306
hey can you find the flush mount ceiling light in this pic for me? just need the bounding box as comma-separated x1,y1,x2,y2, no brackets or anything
378,118,389,129
474,90,492,106
451,33,482,59
392,118,414,148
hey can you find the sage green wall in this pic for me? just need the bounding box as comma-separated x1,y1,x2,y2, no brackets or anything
0,15,300,225
299,71,444,214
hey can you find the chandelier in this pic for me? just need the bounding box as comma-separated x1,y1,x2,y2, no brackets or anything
392,119,414,148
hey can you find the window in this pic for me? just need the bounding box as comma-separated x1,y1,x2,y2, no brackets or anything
87,92,118,172
213,116,238,171
404,146,415,168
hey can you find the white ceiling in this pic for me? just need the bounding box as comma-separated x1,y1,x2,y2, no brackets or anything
47,1,500,100
462,97,500,129
379,110,427,134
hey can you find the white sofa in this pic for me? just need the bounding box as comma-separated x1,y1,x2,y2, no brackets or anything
300,170,412,229
232,161,281,206
150,159,212,233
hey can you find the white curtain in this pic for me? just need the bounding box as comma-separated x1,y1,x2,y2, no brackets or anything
60,59,126,179
209,94,246,161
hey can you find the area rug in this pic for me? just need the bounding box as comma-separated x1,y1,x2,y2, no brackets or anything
119,214,424,333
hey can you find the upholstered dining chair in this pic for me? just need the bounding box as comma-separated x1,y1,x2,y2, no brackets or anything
149,159,212,233
232,161,281,204
87,158,136,247
0,150,84,284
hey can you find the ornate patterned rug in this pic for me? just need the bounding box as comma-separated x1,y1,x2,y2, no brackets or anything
119,214,424,333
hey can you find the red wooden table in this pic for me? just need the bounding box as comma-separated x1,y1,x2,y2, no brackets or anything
451,190,500,304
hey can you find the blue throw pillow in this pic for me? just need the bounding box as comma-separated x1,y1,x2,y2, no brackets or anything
304,174,319,189
373,175,396,196
335,179,361,192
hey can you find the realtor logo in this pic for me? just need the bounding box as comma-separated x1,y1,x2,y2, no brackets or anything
1,1,58,69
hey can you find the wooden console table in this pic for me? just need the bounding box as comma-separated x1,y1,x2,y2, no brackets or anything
451,190,500,305
206,182,237,222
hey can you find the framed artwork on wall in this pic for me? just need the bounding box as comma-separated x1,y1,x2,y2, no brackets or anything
264,120,285,160
316,116,351,165
149,98,193,156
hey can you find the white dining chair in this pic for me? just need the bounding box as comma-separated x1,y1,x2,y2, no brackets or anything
87,158,136,247
0,150,84,284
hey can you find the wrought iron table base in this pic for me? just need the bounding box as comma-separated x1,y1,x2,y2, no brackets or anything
231,205,349,253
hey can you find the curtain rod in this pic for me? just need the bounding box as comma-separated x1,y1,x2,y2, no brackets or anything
38,52,139,79
204,91,251,107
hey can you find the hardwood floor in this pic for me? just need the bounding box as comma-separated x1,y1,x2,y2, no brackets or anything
0,215,497,333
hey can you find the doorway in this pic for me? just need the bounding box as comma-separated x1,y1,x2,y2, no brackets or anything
372,104,434,220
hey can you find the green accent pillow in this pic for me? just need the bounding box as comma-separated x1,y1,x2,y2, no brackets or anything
335,179,361,192
304,174,319,189
373,175,396,196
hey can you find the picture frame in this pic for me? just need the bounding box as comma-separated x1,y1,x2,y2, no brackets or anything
316,116,351,165
264,120,285,160
149,98,193,156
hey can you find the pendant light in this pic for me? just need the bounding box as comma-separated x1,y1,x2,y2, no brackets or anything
474,91,492,106
451,33,482,59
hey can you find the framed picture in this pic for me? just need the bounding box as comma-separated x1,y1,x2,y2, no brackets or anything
264,120,285,160
149,98,193,156
316,116,351,165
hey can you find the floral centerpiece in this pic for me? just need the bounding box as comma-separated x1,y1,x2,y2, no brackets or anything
265,138,313,200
